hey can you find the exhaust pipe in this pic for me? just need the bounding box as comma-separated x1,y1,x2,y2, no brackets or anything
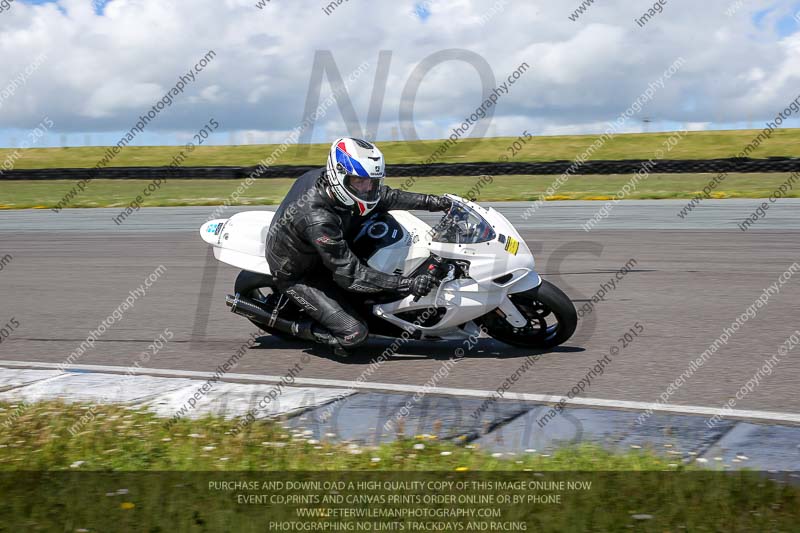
226,294,312,340
226,293,274,324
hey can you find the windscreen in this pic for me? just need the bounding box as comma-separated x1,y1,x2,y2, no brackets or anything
429,200,496,244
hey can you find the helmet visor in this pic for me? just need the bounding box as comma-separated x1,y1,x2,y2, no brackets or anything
343,174,382,203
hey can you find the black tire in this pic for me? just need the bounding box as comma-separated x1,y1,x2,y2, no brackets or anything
233,270,294,340
234,270,275,299
479,280,577,349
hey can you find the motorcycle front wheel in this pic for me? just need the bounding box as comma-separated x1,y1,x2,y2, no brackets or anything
479,280,577,349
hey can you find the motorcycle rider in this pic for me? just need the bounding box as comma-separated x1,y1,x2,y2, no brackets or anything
264,137,452,357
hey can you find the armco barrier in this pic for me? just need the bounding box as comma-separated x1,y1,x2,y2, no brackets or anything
1,157,799,180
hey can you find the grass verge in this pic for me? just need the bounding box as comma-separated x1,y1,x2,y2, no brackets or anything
1,173,798,210
2,128,800,168
0,401,672,471
0,401,798,531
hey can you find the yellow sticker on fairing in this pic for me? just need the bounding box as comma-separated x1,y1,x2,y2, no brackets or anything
504,237,519,255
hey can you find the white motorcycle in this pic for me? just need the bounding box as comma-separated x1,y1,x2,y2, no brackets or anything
200,195,576,349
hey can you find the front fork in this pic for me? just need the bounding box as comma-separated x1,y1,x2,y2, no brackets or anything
496,297,528,327
497,270,543,327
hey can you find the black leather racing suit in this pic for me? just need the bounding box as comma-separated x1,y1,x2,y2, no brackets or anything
265,168,445,349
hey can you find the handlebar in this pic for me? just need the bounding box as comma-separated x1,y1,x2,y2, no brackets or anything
412,261,454,303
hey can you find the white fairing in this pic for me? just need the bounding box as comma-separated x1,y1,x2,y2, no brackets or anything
366,210,433,276
200,195,542,340
200,211,275,274
372,198,541,338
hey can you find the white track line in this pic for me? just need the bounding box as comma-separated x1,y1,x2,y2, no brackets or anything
3,359,800,425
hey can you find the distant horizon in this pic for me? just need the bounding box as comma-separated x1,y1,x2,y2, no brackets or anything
2,124,800,151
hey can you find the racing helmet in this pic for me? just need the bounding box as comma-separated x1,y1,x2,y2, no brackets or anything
325,137,385,215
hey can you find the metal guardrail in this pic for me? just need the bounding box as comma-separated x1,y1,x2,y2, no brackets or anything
1,157,799,180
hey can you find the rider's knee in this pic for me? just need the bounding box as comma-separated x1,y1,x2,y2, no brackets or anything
337,323,368,347
327,311,368,347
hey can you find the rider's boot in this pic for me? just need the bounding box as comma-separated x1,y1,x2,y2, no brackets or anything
293,321,351,358
228,295,349,357
267,316,350,357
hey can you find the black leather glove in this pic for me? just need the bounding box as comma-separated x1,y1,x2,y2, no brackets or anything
399,274,438,298
427,195,452,212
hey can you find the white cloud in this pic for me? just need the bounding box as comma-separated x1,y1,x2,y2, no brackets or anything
83,81,163,117
0,0,799,146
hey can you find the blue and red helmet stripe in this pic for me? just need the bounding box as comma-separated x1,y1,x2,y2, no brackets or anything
335,145,370,177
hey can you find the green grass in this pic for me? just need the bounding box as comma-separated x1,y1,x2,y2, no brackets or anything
2,128,800,169
1,401,798,531
1,173,797,210
0,401,670,471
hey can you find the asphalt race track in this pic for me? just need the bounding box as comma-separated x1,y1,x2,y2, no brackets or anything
1,200,799,416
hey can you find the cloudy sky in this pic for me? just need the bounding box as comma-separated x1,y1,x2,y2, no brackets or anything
1,0,800,148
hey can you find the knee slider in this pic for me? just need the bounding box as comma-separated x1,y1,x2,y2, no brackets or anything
338,323,368,347
328,311,368,347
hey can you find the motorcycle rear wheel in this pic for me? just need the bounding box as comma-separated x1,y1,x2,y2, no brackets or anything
479,280,577,349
